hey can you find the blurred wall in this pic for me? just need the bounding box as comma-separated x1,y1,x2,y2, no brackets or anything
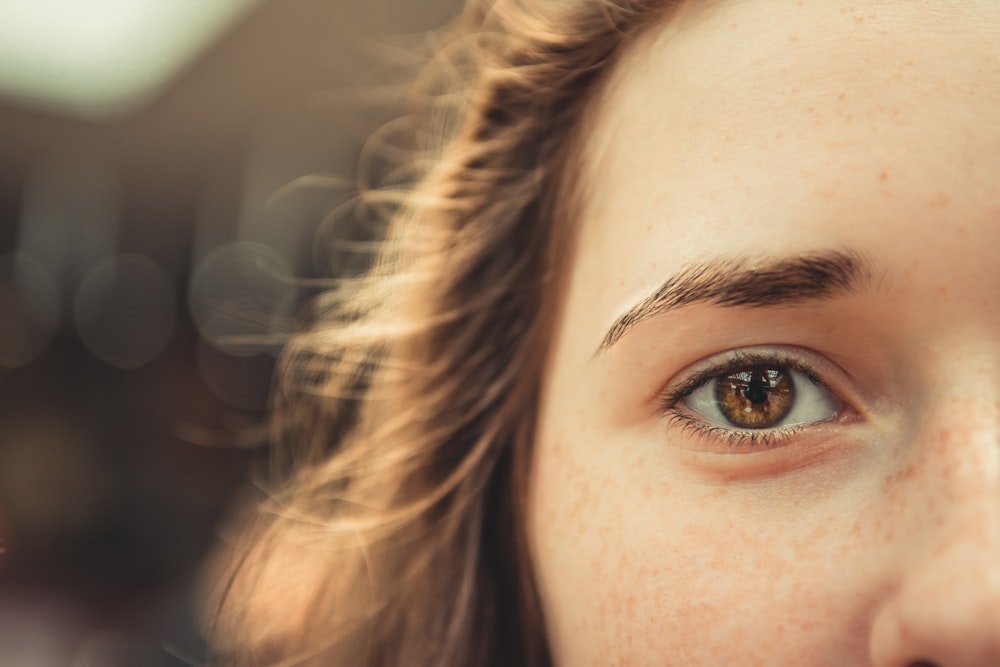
0,0,460,664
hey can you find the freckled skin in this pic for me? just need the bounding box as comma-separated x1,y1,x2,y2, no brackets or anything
529,1,1000,665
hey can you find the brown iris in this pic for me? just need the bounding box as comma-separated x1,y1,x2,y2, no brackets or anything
714,366,794,428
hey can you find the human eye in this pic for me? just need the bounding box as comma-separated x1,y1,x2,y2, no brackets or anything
656,348,847,452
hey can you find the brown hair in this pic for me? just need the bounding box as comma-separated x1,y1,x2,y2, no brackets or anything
208,1,680,664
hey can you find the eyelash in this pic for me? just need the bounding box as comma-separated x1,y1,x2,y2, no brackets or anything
655,350,838,451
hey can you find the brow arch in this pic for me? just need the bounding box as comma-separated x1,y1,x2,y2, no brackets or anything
597,248,880,353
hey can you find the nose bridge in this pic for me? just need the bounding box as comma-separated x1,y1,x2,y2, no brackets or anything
868,484,1000,666
911,342,1000,495
909,361,1000,545
868,504,1000,666
899,413,1000,593
916,483,1000,580
868,355,1000,666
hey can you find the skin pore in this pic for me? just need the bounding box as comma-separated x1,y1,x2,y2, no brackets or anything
528,1,1000,665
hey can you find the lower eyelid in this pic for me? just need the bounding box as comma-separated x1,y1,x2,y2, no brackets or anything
669,422,869,480
664,410,810,453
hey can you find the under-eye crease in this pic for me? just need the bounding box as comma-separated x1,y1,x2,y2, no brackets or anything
656,348,845,452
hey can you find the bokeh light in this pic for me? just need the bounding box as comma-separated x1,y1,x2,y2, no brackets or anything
188,241,299,357
73,254,177,369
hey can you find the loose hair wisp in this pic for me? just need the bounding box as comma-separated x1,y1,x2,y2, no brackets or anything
209,1,679,664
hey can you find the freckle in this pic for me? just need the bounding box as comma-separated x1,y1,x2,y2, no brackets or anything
641,480,666,502
837,92,847,101
928,193,952,209
899,461,918,482
788,32,798,43
879,170,890,182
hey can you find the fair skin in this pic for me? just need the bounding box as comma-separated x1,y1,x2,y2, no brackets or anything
529,1,1000,665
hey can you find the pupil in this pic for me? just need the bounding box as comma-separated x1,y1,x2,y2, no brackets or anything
744,373,770,404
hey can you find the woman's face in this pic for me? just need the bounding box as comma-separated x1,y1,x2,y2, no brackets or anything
529,1,1000,664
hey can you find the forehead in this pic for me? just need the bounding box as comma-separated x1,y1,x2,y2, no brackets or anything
563,0,1000,350
579,0,1000,229
591,0,1000,140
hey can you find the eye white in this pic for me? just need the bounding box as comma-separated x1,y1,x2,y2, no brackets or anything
683,368,839,430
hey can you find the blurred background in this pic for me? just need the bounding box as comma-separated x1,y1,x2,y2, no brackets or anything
0,0,458,663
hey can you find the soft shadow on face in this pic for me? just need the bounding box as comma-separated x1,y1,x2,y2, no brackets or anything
529,1,1000,665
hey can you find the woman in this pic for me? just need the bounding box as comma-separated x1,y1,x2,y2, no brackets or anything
210,0,1000,664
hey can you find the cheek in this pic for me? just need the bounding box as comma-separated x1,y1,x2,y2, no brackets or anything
528,427,886,666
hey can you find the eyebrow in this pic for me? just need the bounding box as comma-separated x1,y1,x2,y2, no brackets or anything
597,249,878,353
